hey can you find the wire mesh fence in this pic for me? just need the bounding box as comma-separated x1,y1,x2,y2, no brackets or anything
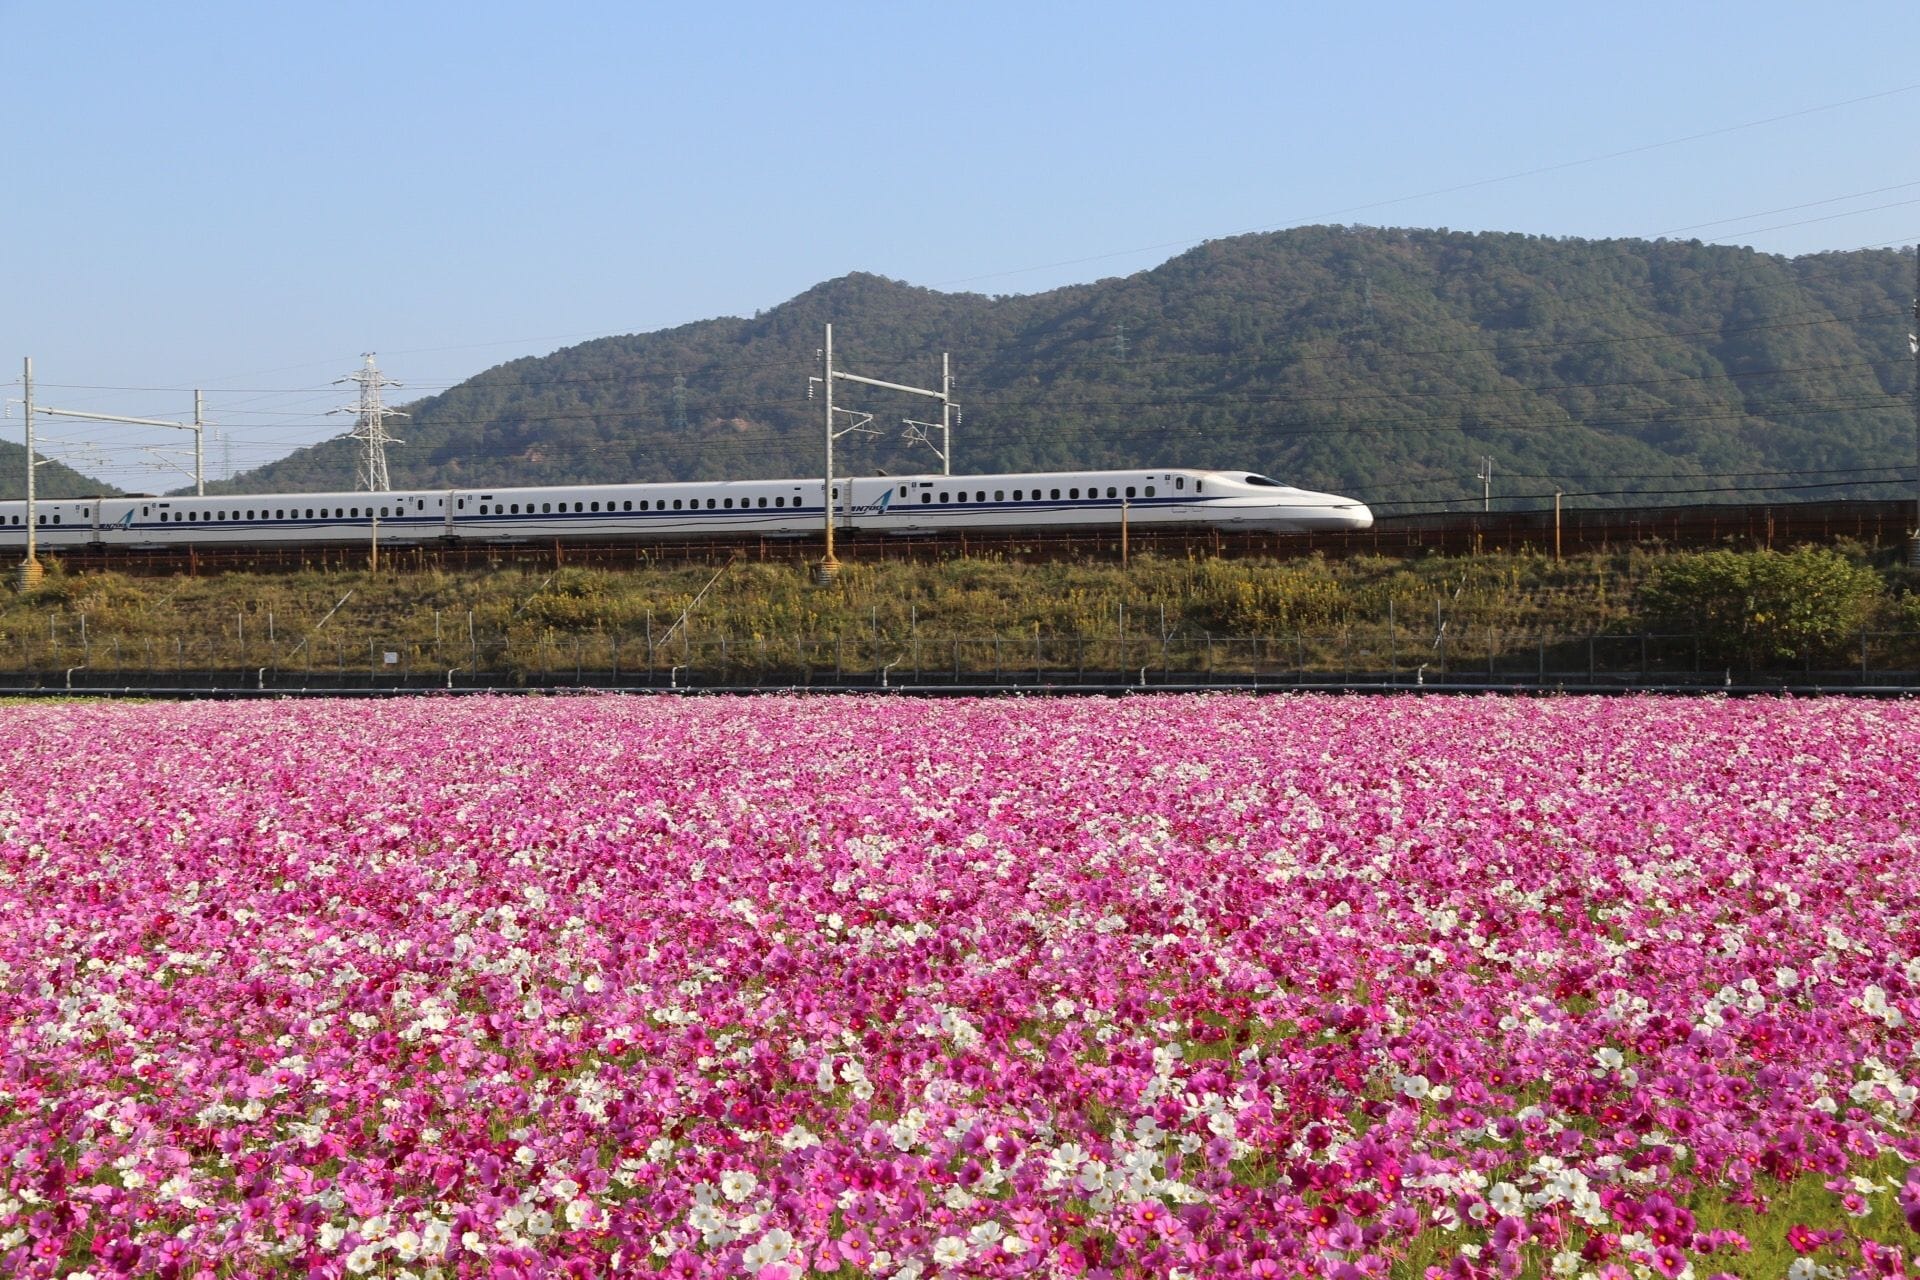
5,610,1920,693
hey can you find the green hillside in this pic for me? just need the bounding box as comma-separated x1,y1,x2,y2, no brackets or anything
218,227,1918,510
0,442,122,500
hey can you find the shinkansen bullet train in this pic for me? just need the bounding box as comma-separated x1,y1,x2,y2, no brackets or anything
0,467,1372,550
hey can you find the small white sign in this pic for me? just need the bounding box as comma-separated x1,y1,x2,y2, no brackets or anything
383,651,399,665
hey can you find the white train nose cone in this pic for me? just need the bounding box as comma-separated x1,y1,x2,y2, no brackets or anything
1340,503,1374,531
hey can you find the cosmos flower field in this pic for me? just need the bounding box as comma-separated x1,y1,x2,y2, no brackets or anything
3,696,1920,1280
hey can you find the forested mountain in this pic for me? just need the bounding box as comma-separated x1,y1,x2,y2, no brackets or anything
0,442,121,500
217,227,1918,510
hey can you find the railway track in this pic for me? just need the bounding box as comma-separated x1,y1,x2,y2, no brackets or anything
33,498,1917,576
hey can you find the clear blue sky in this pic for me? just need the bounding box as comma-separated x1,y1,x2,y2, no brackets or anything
4,0,1916,490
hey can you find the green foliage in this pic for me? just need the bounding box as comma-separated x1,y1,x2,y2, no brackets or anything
1639,547,1882,666
201,230,1914,511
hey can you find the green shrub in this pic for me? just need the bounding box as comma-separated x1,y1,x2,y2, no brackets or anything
1638,548,1882,667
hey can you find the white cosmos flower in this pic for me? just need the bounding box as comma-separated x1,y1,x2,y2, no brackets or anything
742,1228,795,1268
720,1170,758,1203
932,1237,969,1265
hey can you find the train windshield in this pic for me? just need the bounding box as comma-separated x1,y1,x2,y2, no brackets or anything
1243,474,1285,487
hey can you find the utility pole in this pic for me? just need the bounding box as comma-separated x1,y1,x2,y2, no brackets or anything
332,353,407,493
195,391,205,493
13,358,40,592
1479,456,1494,513
821,325,838,579
1910,247,1919,567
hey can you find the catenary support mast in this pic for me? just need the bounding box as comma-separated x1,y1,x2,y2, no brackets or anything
13,358,39,592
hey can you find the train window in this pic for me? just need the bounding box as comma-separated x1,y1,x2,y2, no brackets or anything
217,511,226,521
1175,477,1185,490
672,499,683,510
457,499,466,510
956,492,967,503
1012,490,1022,501
37,515,46,525
638,500,648,510
1196,481,1204,493
590,501,600,512
1144,486,1155,498
1050,489,1060,500
757,497,767,508
621,501,630,511
1106,487,1117,499
1125,487,1136,498
706,498,716,509
1243,475,1284,487
574,502,584,512
897,486,907,498
723,498,733,509
379,507,389,518
541,503,551,514
920,493,930,504
831,487,840,500
510,503,520,514
1070,488,1080,500
939,492,949,503
994,490,1003,501
975,491,985,502
350,508,359,518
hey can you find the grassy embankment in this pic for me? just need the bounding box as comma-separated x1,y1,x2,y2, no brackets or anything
3,547,1918,680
